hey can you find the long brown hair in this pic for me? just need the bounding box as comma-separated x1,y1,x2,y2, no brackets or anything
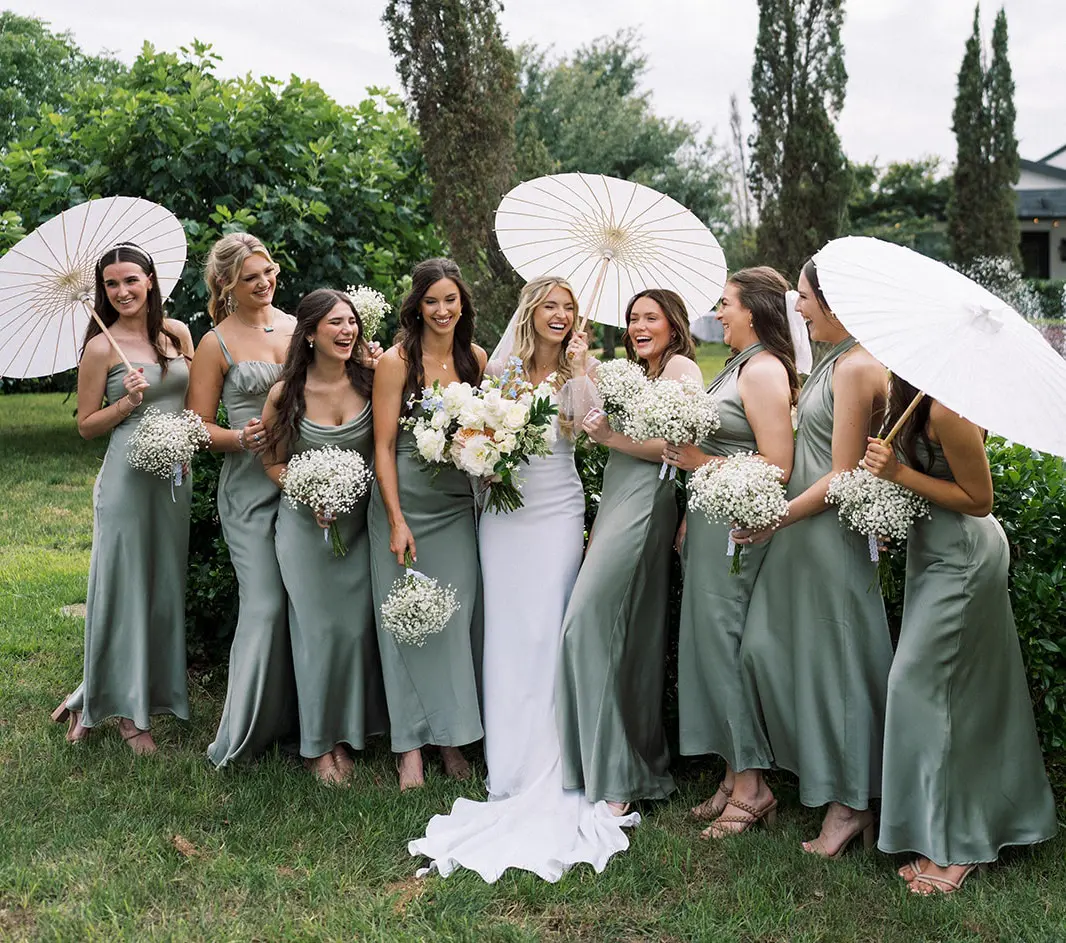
510,275,578,388
884,374,934,473
728,266,801,402
204,232,276,325
82,243,182,374
268,289,374,456
622,288,696,377
396,258,481,409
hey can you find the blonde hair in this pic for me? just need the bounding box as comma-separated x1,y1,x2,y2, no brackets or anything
511,275,579,388
204,232,276,324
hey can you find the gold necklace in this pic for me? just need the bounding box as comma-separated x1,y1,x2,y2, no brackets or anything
423,352,450,371
234,308,276,333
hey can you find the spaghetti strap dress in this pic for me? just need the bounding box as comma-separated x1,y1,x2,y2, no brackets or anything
206,330,296,767
740,338,892,809
66,358,192,729
878,440,1057,864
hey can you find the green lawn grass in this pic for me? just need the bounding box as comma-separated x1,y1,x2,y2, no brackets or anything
1,392,1064,942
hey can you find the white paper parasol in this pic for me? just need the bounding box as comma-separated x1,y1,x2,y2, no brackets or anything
0,196,187,378
494,173,727,328
813,236,1066,457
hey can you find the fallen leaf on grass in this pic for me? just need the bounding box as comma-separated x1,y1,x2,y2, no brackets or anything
171,835,201,858
384,877,426,916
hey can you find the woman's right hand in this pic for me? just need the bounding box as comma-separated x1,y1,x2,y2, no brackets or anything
389,519,417,566
122,367,149,405
242,416,268,454
674,515,688,553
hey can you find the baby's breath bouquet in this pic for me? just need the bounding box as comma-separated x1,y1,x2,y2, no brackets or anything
626,376,721,480
687,453,789,574
450,358,558,513
280,445,373,556
591,358,648,426
345,284,390,341
125,407,210,497
380,554,461,647
826,466,930,589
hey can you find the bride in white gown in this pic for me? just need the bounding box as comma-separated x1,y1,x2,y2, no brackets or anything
408,276,639,883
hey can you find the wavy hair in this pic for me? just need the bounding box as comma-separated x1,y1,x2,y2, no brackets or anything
622,288,696,377
510,275,578,388
204,232,276,325
728,266,801,402
267,289,374,457
82,243,182,374
395,258,481,410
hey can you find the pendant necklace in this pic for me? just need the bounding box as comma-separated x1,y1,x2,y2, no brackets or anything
235,308,276,333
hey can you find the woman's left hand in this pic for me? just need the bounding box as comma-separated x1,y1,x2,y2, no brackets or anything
731,524,776,547
662,442,710,473
581,408,614,446
314,509,335,530
863,437,900,481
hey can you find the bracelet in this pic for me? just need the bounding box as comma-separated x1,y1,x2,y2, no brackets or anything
236,428,247,451
119,395,135,416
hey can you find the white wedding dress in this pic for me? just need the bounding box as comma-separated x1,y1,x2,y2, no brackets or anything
408,414,639,882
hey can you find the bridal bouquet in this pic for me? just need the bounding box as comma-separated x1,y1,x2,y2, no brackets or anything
452,359,558,513
280,445,373,556
345,284,390,340
826,465,929,574
687,453,789,574
592,358,648,425
380,556,461,647
626,376,721,480
125,407,210,496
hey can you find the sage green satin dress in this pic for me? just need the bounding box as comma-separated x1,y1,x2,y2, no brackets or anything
367,428,484,754
556,440,677,804
678,343,776,770
740,338,892,809
878,441,1057,864
67,359,192,729
207,332,296,767
275,409,389,758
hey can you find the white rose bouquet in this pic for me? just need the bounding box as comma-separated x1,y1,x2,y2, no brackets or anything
450,357,558,514
280,445,373,556
402,380,474,468
826,465,930,576
687,453,790,574
345,284,390,341
125,407,211,499
626,376,721,480
379,555,461,647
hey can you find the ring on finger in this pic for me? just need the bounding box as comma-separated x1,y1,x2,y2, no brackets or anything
253,433,261,441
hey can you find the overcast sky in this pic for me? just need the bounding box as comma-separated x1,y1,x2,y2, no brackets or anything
8,0,1065,167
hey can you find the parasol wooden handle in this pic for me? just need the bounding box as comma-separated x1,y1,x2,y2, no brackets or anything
576,255,612,336
79,297,135,374
881,390,926,447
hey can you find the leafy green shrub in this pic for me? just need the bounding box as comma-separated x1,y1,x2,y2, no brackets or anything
1028,279,1066,320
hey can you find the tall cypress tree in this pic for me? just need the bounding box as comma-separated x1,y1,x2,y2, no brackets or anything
986,7,1021,266
749,0,850,276
948,6,991,263
383,0,518,338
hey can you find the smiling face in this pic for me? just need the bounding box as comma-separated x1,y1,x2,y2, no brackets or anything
231,254,277,311
419,277,462,336
102,261,153,320
308,300,359,363
796,270,839,343
627,295,673,363
716,281,757,352
531,285,575,348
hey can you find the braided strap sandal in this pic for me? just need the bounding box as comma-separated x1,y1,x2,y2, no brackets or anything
702,797,778,839
691,782,733,822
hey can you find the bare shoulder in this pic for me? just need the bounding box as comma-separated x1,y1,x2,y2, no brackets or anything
164,318,194,350
662,354,702,382
473,344,488,368
836,346,885,384
744,350,788,381
376,345,407,380
928,399,974,436
80,332,112,364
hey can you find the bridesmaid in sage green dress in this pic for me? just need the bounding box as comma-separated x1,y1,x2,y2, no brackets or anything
662,268,799,838
369,258,486,791
864,378,1057,895
261,289,388,785
735,259,891,853
188,233,297,767
52,244,195,755
556,289,702,814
